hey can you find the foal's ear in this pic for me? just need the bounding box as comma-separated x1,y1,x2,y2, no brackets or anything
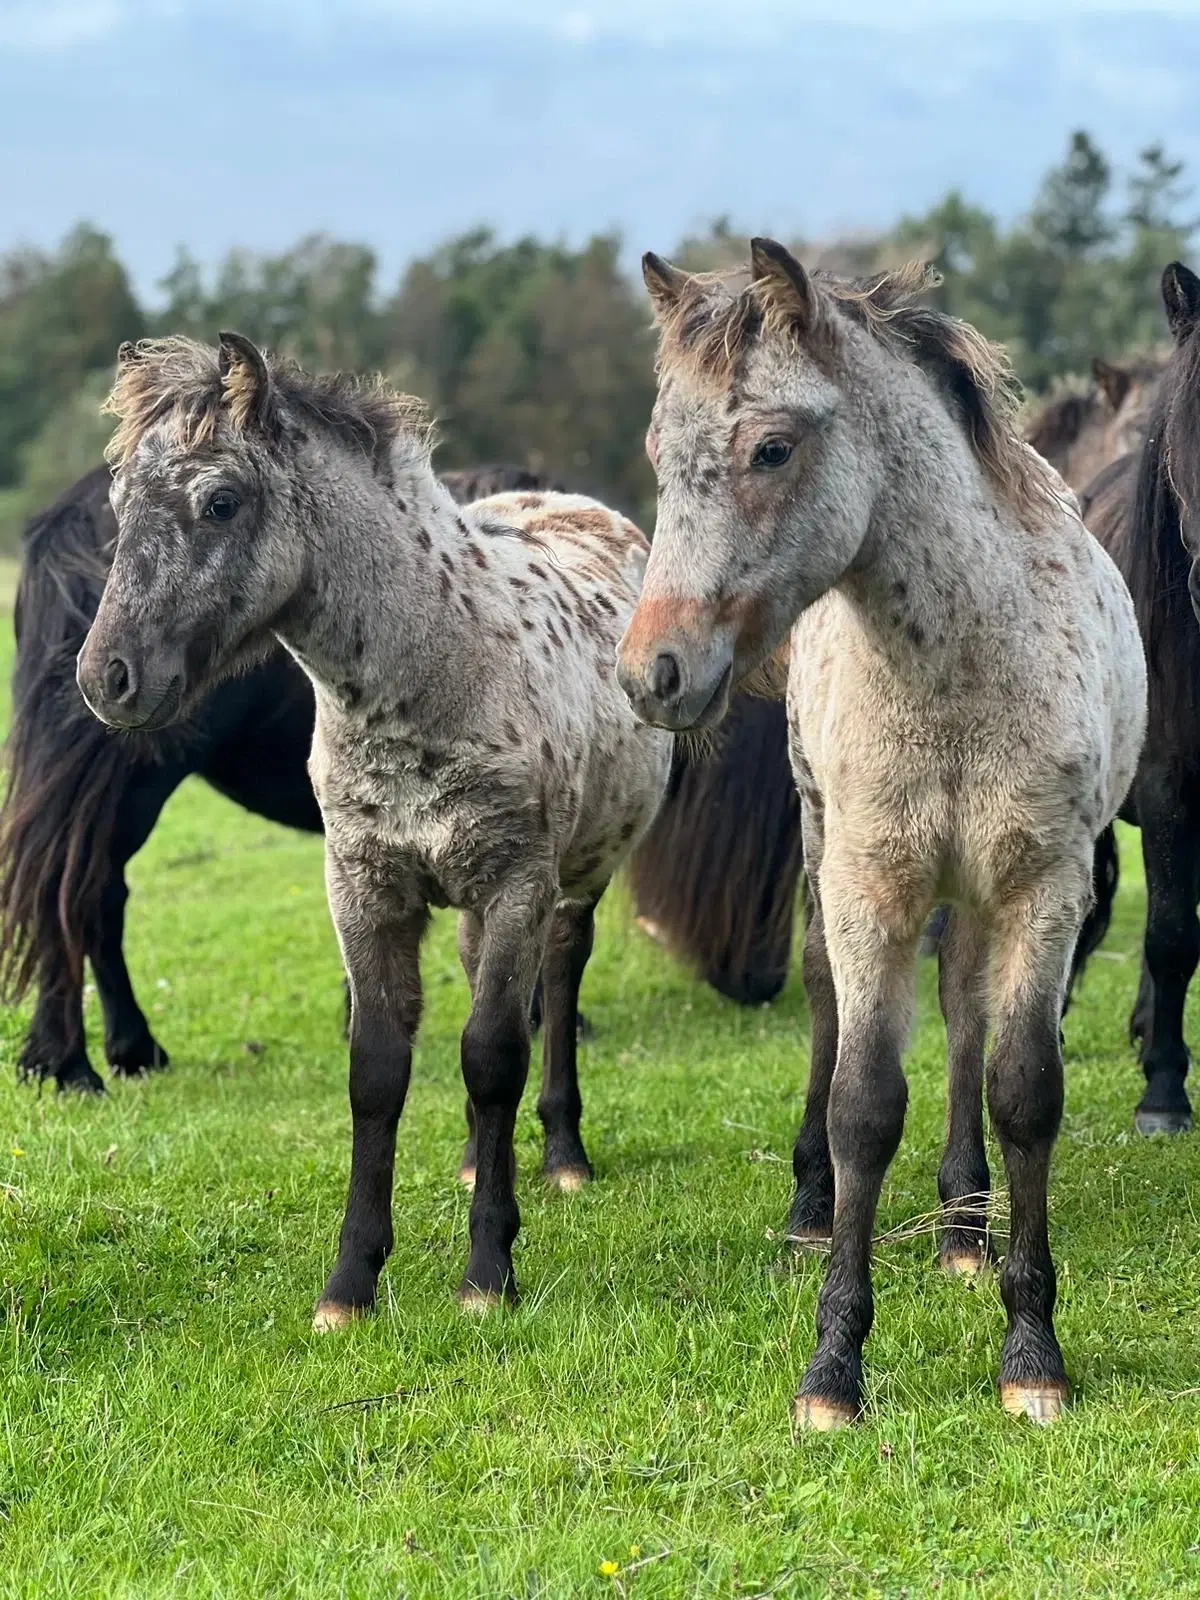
1092,358,1131,412
218,331,275,432
1162,263,1200,343
642,252,690,316
749,238,821,334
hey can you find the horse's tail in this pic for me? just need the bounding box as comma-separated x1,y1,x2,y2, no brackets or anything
1066,822,1120,1009
629,695,801,1005
0,467,146,1001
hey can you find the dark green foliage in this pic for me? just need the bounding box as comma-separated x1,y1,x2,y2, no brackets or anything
0,132,1195,551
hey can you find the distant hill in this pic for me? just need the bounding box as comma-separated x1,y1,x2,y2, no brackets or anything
2,6,1196,294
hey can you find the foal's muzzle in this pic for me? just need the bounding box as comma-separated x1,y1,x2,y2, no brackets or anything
76,642,185,732
615,630,735,731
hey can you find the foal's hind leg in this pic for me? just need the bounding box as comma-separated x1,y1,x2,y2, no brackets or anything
789,875,837,1243
458,873,556,1309
985,883,1082,1424
538,898,597,1190
314,862,428,1330
936,910,992,1275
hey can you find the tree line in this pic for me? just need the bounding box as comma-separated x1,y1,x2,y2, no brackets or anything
0,131,1193,552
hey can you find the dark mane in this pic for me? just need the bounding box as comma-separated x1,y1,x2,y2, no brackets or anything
105,337,429,469
655,261,1059,531
1087,383,1200,733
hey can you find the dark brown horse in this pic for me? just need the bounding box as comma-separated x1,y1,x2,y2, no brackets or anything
0,465,801,1091
1073,264,1200,1134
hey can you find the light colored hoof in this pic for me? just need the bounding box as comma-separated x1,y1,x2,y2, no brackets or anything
312,1302,358,1333
941,1249,990,1279
635,915,669,948
546,1165,591,1193
458,1287,506,1315
1135,1108,1192,1137
794,1395,858,1432
1001,1382,1067,1424
458,1165,476,1191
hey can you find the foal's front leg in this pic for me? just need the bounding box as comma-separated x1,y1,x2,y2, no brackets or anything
314,860,429,1330
795,864,916,1430
986,887,1079,1424
458,874,556,1308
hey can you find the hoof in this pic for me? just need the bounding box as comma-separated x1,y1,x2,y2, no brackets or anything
940,1248,991,1279
1001,1382,1067,1424
457,1164,476,1191
546,1164,591,1193
312,1301,360,1333
1135,1108,1192,1136
108,1035,169,1077
794,1395,858,1431
457,1287,508,1315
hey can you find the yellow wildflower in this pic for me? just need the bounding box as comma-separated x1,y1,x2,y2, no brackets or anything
599,1560,619,1578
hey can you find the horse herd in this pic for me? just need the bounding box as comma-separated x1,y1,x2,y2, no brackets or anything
4,242,1200,1434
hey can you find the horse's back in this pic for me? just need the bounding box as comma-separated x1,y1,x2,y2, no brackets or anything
469,490,650,603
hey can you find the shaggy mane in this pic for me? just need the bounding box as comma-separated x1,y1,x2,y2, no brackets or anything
655,261,1061,530
104,337,429,469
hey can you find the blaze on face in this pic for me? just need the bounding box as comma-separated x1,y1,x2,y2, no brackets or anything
77,334,305,732
616,239,880,732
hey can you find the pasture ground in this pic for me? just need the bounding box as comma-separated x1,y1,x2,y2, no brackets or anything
2,615,1200,1600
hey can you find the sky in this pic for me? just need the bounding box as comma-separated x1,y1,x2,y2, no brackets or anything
3,1,1197,299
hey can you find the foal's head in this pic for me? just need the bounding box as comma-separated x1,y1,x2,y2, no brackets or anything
1155,263,1200,620
78,334,423,731
616,240,1053,730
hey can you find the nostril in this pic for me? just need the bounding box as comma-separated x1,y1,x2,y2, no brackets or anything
103,656,134,704
650,650,681,703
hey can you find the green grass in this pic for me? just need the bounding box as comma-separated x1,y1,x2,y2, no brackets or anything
2,625,1200,1600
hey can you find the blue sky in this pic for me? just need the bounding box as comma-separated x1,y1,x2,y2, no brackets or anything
4,2,1197,298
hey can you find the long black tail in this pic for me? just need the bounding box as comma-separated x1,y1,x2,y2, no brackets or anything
629,696,802,1005
0,467,175,1001
1066,822,1120,1010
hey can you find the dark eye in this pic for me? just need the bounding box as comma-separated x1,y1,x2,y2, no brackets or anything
204,490,241,521
750,438,794,470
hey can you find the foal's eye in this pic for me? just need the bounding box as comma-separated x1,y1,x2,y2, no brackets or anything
750,438,794,470
204,490,241,522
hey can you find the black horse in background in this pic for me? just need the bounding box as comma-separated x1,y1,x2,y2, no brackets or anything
1071,263,1200,1135
0,463,801,1092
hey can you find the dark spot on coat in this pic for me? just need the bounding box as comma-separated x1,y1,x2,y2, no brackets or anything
440,551,455,573
439,569,452,601
540,738,555,765
529,563,547,581
469,544,488,569
417,528,432,553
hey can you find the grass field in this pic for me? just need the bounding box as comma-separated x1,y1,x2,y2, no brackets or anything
2,622,1200,1600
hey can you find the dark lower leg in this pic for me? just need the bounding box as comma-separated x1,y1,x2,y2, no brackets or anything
937,912,991,1272
458,891,550,1306
790,884,837,1240
988,1000,1067,1421
91,876,166,1075
538,901,596,1187
315,896,427,1327
796,1013,909,1425
1135,817,1199,1132
19,982,104,1093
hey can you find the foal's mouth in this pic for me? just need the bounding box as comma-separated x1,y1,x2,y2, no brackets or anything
100,673,186,734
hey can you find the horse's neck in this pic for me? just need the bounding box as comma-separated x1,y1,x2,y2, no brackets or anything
278,449,488,726
842,379,1019,671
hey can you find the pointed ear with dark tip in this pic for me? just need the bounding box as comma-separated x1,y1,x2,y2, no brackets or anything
116,339,140,367
1162,262,1200,343
749,237,820,332
642,252,690,315
218,330,274,431
1092,358,1131,412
